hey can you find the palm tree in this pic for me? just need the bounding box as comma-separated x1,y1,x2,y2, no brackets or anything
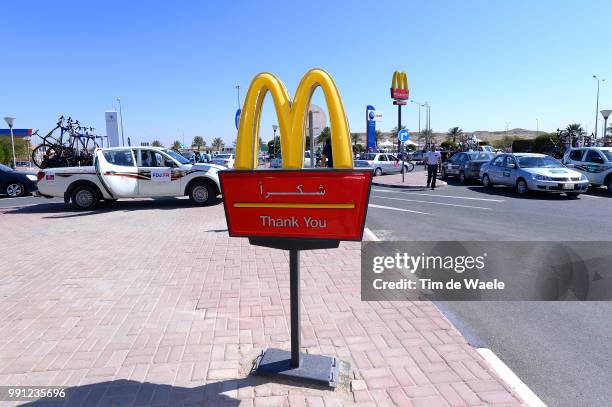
211,137,225,151
447,127,463,143
316,127,331,144
566,123,584,134
171,140,182,151
151,140,163,147
192,136,205,150
420,129,434,148
375,130,385,144
351,133,359,148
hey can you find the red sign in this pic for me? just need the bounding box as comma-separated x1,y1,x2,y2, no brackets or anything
390,88,409,100
219,170,372,241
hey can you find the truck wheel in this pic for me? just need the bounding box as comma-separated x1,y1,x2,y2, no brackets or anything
189,182,212,206
71,186,99,210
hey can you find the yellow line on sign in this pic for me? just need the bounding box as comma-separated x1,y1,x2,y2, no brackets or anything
234,203,354,209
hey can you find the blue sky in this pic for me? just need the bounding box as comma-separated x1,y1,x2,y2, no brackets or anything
2,0,611,146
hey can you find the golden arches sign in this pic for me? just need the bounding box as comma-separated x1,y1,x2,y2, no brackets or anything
392,71,408,91
391,71,409,100
234,68,353,170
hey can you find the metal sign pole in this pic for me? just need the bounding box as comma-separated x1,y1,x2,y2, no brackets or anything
398,104,405,183
289,249,301,367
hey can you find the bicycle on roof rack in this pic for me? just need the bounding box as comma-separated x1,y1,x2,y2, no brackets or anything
31,116,101,168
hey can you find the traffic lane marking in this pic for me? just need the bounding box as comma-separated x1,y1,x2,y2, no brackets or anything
372,195,492,210
363,227,380,241
372,188,505,202
368,203,429,215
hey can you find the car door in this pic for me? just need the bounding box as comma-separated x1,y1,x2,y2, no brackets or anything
387,154,401,173
488,155,506,183
137,149,182,196
501,155,518,186
582,149,606,184
376,154,388,173
96,149,138,197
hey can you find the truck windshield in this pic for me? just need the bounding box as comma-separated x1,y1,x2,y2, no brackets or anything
163,149,190,164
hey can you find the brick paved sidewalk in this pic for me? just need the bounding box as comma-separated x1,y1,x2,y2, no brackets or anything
0,200,524,406
371,172,448,189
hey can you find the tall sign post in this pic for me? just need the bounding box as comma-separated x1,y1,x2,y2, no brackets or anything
391,71,410,182
219,69,372,387
366,105,377,151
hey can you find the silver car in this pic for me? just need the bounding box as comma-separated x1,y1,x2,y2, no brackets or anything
479,153,589,197
354,153,413,176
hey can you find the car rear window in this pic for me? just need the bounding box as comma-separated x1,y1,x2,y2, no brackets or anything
103,150,135,167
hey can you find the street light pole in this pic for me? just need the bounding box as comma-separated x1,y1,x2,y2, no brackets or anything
116,97,125,146
4,117,17,168
593,75,605,139
272,124,278,162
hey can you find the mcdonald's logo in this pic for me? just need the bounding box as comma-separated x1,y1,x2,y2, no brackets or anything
390,71,409,100
234,68,353,170
219,68,372,242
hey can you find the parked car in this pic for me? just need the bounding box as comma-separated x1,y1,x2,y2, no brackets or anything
562,147,612,194
36,147,223,209
0,163,38,197
441,152,496,183
269,157,282,168
211,153,235,168
479,153,588,197
354,153,413,176
409,150,426,163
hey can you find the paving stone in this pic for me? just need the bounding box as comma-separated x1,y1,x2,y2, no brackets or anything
0,203,525,406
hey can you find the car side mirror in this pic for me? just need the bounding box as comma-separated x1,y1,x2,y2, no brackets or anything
565,163,575,168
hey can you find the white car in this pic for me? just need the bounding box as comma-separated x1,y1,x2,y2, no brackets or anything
37,147,223,209
354,153,412,176
480,153,589,197
562,147,612,194
211,153,235,168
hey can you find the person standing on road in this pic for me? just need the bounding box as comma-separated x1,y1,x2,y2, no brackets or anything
425,144,441,190
321,138,333,168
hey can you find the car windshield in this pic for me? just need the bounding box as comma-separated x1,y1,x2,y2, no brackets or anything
468,152,495,161
162,149,190,164
602,150,612,161
358,153,377,160
0,163,13,172
517,156,564,168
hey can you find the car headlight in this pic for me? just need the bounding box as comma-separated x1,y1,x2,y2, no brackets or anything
534,174,552,181
26,174,37,181
580,174,588,181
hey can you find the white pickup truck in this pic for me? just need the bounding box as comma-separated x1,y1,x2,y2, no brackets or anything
36,147,223,209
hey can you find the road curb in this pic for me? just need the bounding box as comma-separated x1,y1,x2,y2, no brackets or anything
476,348,547,407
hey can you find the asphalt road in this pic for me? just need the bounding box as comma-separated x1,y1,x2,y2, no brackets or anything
365,180,612,407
